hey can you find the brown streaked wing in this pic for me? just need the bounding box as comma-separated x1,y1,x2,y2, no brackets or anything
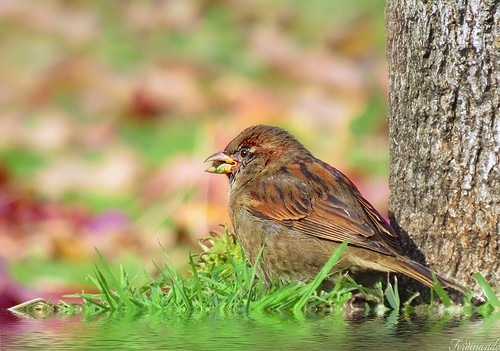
245,175,396,256
352,190,402,254
305,160,402,254
248,179,310,221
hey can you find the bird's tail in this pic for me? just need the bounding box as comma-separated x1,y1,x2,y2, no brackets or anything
384,256,465,293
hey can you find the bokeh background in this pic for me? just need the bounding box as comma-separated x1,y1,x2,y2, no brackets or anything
0,0,388,308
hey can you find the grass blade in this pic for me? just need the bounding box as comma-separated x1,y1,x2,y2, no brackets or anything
95,249,135,311
385,276,400,310
474,272,500,308
188,253,204,309
432,272,452,307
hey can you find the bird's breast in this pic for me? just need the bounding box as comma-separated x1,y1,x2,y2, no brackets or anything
229,206,266,266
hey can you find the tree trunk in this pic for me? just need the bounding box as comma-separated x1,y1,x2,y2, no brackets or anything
385,0,499,294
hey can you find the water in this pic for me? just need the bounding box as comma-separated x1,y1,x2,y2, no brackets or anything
1,308,499,351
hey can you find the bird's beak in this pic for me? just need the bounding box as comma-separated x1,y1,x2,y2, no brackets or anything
204,151,238,174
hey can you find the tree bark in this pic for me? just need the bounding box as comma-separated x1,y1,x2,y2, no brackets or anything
385,0,499,294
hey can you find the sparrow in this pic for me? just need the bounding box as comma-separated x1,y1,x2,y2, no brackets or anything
205,125,462,292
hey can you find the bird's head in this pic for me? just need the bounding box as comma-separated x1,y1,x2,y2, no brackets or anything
205,125,310,184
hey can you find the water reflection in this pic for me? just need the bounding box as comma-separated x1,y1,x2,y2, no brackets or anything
1,308,499,351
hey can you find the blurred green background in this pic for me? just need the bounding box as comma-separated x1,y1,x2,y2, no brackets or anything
0,0,388,306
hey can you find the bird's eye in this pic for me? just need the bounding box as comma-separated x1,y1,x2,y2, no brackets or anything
239,147,250,158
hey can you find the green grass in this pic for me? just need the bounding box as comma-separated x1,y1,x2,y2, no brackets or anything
74,237,357,315
60,227,499,318
66,228,364,316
